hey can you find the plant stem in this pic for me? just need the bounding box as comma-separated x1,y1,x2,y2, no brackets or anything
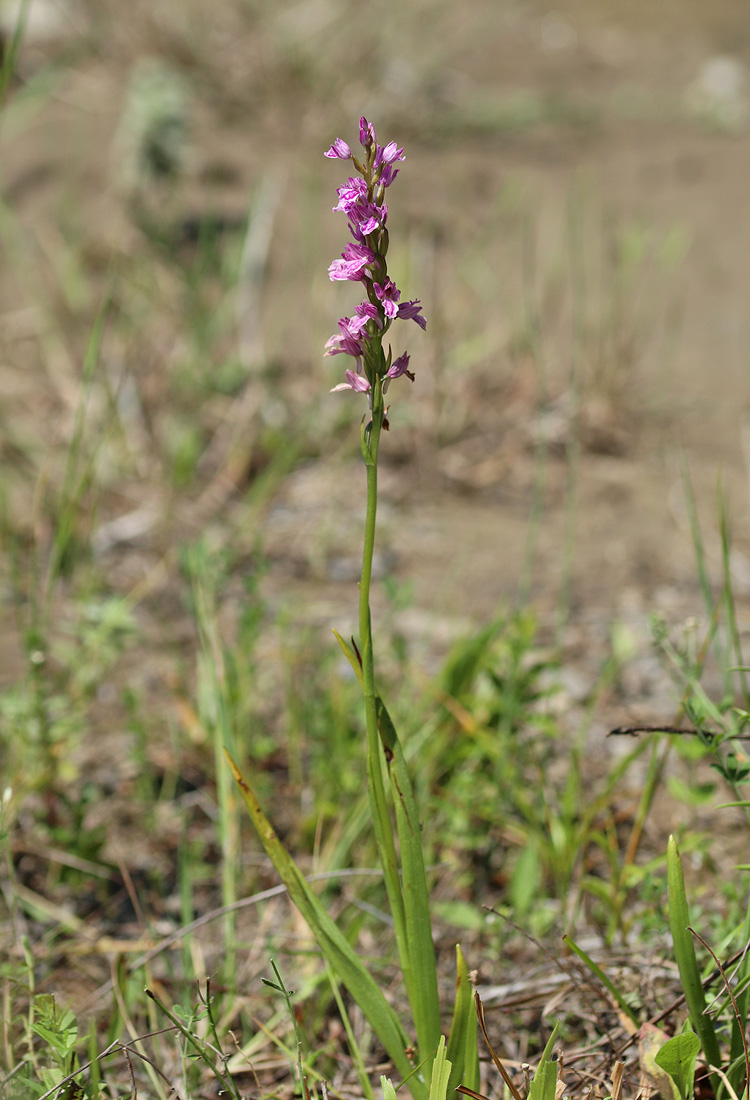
359,369,386,763
357,378,415,1014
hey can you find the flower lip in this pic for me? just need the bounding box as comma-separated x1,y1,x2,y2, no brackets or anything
396,299,427,330
374,278,401,319
331,369,372,394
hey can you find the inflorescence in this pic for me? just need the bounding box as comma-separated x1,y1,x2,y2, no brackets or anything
324,117,426,420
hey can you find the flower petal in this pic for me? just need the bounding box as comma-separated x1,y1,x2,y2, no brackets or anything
324,138,352,159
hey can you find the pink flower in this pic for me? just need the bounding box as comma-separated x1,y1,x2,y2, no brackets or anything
379,141,405,166
333,176,368,215
359,117,376,148
378,163,400,188
328,242,376,282
347,201,387,240
383,352,414,393
387,352,414,380
374,278,401,319
396,299,427,330
331,369,372,394
324,137,352,160
325,317,365,360
331,177,387,240
354,301,382,328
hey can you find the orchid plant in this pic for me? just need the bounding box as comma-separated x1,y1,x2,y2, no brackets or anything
227,118,479,1100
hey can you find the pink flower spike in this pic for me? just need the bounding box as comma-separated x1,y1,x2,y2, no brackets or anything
324,137,352,159
396,299,427,330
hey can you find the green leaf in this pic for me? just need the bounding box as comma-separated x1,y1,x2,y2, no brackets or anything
226,751,425,1100
654,1025,700,1100
446,945,479,1096
510,842,541,916
666,776,716,806
339,627,414,1061
333,629,364,689
428,1036,453,1100
666,836,722,1097
335,636,442,1076
727,904,750,1100
31,1021,72,1058
377,695,442,1070
529,1022,560,1100
382,1077,400,1100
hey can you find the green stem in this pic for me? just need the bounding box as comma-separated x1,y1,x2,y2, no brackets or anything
360,381,388,770
358,380,414,1033
360,377,384,782
359,374,384,753
360,416,381,713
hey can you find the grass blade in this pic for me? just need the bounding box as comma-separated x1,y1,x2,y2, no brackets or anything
429,1036,452,1100
446,945,479,1096
562,934,639,1026
225,750,425,1098
667,836,723,1095
334,629,412,1015
335,627,440,1072
376,696,442,1070
529,1021,560,1100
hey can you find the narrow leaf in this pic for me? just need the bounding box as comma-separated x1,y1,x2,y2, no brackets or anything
562,935,639,1026
429,1037,453,1100
382,1078,400,1100
728,905,750,1100
667,836,723,1096
529,1022,560,1100
334,629,364,689
226,751,425,1099
378,696,442,1067
337,628,414,1046
446,945,479,1096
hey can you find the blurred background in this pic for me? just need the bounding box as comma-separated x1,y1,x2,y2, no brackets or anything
2,0,749,645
